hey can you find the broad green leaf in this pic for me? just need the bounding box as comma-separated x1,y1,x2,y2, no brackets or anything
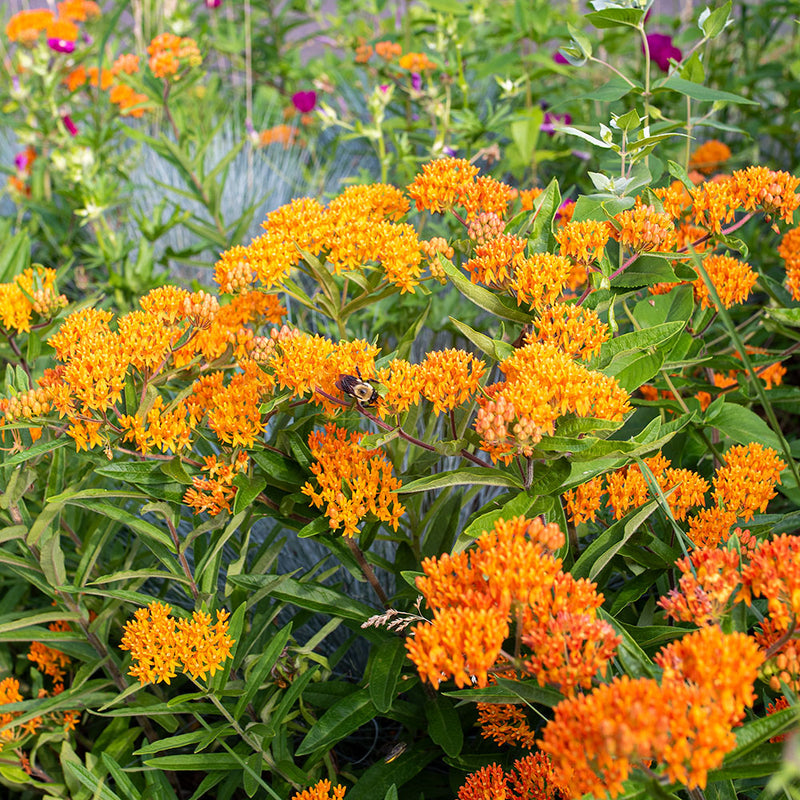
605,351,665,392
449,317,514,362
660,76,757,105
611,256,681,288
232,473,267,515
295,688,377,756
251,450,307,490
344,743,438,800
586,7,644,28
233,623,293,719
461,491,540,541
143,754,244,771
369,637,408,713
425,694,462,757
710,403,782,452
596,321,685,367
400,468,522,494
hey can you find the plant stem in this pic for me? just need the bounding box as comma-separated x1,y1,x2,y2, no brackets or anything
346,538,390,608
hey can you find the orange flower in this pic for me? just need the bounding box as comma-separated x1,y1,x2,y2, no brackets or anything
509,253,573,309
258,124,296,148
457,754,566,800
689,140,731,175
417,349,485,415
527,304,609,359
183,453,249,516
398,52,435,71
467,211,505,244
713,442,785,521
407,158,479,214
659,548,742,626
741,534,800,632
654,180,692,219
459,175,514,219
613,204,677,252
464,234,526,287
292,780,347,800
564,475,605,524
111,52,139,75
120,601,234,685
732,166,800,223
57,0,100,21
301,423,405,537
0,267,67,334
689,178,739,234
354,42,373,63
767,695,791,742
64,65,87,91
6,9,54,44
0,677,23,743
109,83,148,117
374,40,402,60
687,506,738,548
693,253,757,309
375,358,422,416
28,623,72,683
554,219,611,264
147,32,202,79
476,702,538,748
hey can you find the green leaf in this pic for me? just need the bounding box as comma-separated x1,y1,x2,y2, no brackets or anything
611,256,681,288
445,680,562,707
586,7,644,28
438,255,531,323
63,760,125,800
369,637,408,713
449,317,514,362
699,1,732,38
2,437,71,468
462,491,540,541
660,76,758,105
525,178,561,253
400,468,523,494
425,694,462,757
232,474,267,515
710,403,782,452
160,457,192,485
596,321,685,368
295,688,377,756
605,351,665,392
251,450,307,491
344,743,438,800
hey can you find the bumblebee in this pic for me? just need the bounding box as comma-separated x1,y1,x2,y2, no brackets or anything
335,367,380,407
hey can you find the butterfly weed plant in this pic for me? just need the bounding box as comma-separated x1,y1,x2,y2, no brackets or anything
3,0,800,799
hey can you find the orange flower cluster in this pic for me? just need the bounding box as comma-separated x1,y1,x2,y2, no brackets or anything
540,626,762,796
525,304,609,360
689,139,732,175
741,534,800,632
405,516,619,694
375,40,402,60
0,267,67,333
28,621,72,686
398,52,435,71
0,677,24,744
417,349,485,415
58,0,101,22
658,547,743,626
509,253,573,309
713,442,786,521
147,32,202,79
183,452,250,516
476,700,538,748
64,54,147,117
215,186,421,294
554,219,611,264
766,695,791,741
694,253,757,309
292,779,347,800
257,124,296,148
757,619,800,693
457,753,566,800
6,9,55,44
301,423,405,537
464,234,526,287
407,157,512,219
466,211,505,245
476,342,630,463
119,601,234,684
612,204,677,252
778,225,800,300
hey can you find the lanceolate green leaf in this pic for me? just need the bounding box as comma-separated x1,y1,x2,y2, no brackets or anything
400,468,523,494
295,687,377,756
369,637,408,713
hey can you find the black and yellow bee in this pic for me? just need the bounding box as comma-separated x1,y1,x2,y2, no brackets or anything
335,367,380,407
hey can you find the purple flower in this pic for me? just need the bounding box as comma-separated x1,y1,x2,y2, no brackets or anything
205,0,222,6
553,51,569,65
48,38,75,54
379,84,390,93
541,111,571,136
62,115,78,136
14,151,32,171
291,91,317,114
645,33,681,72
411,72,422,91
443,146,457,157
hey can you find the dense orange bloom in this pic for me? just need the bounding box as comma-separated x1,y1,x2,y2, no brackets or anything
417,349,485,415
399,52,435,71
766,695,791,741
460,175,514,219
756,619,800,693
109,83,148,117
515,187,544,212
301,423,405,537
655,626,762,726
258,124,295,148
732,166,800,223
613,204,677,252
474,387,542,463
778,225,800,299
457,753,566,800
476,702,538,748
527,304,609,359
0,267,67,334
741,534,800,632
375,358,422,416
713,442,785,520
111,52,139,75
292,780,347,800
120,601,234,685
554,219,611,264
467,211,505,244
57,0,100,21
659,548,743,626
464,234,525,286
183,452,249,516
120,396,194,454
87,65,114,90
147,32,202,79
654,180,692,219
28,622,72,683
564,475,604,524
6,9,54,44
354,41,373,63
374,40,401,60
687,506,738,548
407,158,479,214
694,253,757,309
0,677,23,743
509,253,573,309
46,17,79,43
689,178,739,233
407,516,615,692
689,140,732,175
540,635,756,800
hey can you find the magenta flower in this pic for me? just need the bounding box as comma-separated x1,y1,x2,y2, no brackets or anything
541,111,571,136
14,151,33,171
205,0,222,6
411,73,422,91
62,115,78,136
291,91,317,114
645,33,681,72
553,51,569,65
48,38,75,54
